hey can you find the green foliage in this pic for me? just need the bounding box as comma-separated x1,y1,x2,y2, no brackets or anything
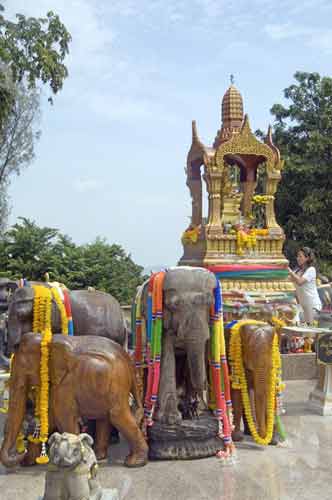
0,78,40,228
0,4,71,100
0,218,147,304
270,72,332,274
0,3,70,232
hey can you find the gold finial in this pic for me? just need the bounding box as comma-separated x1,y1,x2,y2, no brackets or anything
230,74,235,85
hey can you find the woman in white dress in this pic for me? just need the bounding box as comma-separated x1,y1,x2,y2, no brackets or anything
288,247,322,325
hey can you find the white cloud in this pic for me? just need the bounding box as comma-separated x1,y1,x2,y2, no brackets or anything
309,31,332,54
263,22,332,53
263,23,312,41
73,178,102,193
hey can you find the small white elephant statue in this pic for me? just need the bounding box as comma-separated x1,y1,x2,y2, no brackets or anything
42,432,103,500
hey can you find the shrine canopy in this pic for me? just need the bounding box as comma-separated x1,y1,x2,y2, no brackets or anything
180,83,291,297
186,84,284,235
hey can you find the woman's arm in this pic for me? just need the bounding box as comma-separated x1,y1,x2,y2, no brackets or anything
288,268,307,285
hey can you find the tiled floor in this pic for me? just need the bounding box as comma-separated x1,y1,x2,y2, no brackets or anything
1,380,332,500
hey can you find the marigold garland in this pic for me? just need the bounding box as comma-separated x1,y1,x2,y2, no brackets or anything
252,195,274,204
271,316,286,331
51,288,69,335
236,229,257,256
181,226,200,245
29,284,70,464
229,319,281,446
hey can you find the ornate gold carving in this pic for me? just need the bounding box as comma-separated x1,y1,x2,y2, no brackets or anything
221,280,295,293
222,85,244,126
204,157,223,238
215,115,276,173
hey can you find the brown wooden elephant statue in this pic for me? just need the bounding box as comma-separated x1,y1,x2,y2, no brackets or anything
0,334,148,468
229,322,276,443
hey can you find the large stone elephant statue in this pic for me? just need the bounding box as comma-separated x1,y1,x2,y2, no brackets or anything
228,322,276,442
0,333,148,468
0,278,18,369
141,267,216,425
6,283,126,353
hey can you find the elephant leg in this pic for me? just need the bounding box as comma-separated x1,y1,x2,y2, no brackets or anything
51,387,79,434
22,441,41,466
154,332,181,425
109,402,148,468
94,418,110,461
231,388,244,441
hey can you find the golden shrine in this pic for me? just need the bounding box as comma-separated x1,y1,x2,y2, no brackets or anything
179,82,294,303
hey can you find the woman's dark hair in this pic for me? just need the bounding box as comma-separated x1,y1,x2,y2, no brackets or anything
297,246,316,269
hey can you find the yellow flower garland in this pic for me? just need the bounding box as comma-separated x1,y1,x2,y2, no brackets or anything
51,288,68,335
252,195,274,204
229,320,280,446
271,316,286,331
30,285,69,464
181,226,200,245
236,229,257,255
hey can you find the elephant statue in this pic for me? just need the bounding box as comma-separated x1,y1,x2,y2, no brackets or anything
227,321,276,443
6,283,127,353
0,278,18,370
0,333,148,468
140,267,216,426
42,432,103,500
0,278,18,313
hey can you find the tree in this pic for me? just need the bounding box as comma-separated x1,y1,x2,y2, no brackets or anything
0,4,70,231
0,218,146,304
0,181,9,232
0,4,71,104
0,79,40,227
0,80,40,185
269,72,332,274
78,238,146,304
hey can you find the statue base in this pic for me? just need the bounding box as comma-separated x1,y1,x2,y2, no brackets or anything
309,366,332,416
147,413,224,460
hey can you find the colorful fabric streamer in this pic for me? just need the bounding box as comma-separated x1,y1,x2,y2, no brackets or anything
63,289,74,336
209,279,233,446
206,264,288,281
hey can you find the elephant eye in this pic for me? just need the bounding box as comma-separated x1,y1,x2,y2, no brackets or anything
15,302,32,319
166,296,180,311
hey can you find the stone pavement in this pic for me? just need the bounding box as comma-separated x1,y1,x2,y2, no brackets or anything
1,380,332,500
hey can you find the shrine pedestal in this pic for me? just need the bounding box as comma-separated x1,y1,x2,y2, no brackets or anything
309,365,332,416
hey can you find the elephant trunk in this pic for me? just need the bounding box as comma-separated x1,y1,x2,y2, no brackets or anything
253,364,270,438
0,378,28,467
6,314,22,356
185,340,207,396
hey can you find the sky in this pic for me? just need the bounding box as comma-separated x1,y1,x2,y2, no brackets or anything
5,0,332,269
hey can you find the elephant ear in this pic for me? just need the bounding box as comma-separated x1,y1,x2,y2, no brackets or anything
48,432,62,447
80,433,94,448
7,281,18,291
50,340,77,385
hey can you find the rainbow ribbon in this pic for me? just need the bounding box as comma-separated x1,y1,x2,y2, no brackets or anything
206,264,288,281
63,289,74,336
